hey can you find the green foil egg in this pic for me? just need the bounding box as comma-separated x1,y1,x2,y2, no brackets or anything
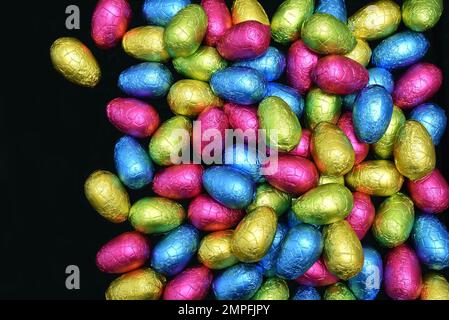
305,88,342,130
372,192,415,248
318,175,345,186
324,282,357,300
301,13,356,55
247,184,292,217
164,4,208,58
402,0,443,32
292,183,353,225
198,230,238,270
252,277,290,300
344,38,372,67
372,106,406,160
122,26,170,62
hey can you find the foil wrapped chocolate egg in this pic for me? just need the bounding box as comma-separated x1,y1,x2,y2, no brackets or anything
394,120,436,181
114,136,154,190
198,230,239,270
201,0,232,46
122,26,169,62
258,223,288,277
118,62,173,99
410,103,447,146
91,0,131,49
232,206,277,263
258,96,302,152
345,192,375,240
402,0,444,32
344,38,372,67
188,195,244,231
372,106,406,159
324,282,356,300
264,83,305,117
310,122,355,177
129,197,185,234
292,286,321,300
84,170,130,223
163,266,213,300
407,169,449,214
301,13,356,55
203,166,255,209
247,184,291,217
231,0,269,25
252,277,289,300
149,116,192,166
96,232,150,274
217,21,271,61
211,67,267,105
421,273,449,300
353,85,394,144
151,224,199,276
348,0,401,41
286,40,319,94
348,247,383,300
337,112,369,165
368,67,395,93
372,31,429,70
50,37,101,88
105,268,165,300
224,143,262,183
173,46,227,82
153,164,203,200
316,0,347,22
224,103,259,140
292,184,354,225
288,129,311,158
296,258,339,287
323,220,364,280
213,263,263,300
271,0,314,45
384,244,422,300
143,0,190,26
275,224,323,280
195,107,229,158
233,47,286,82
393,63,443,109
164,4,208,58
345,160,404,197
318,175,345,186
305,88,342,130
412,214,449,270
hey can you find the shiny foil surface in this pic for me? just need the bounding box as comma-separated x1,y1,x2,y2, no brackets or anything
337,112,369,165
163,266,213,300
265,83,305,118
318,175,345,186
348,247,383,300
324,282,356,300
224,143,262,183
316,0,347,22
143,0,190,26
286,40,319,95
368,67,395,93
402,0,444,32
247,184,291,217
153,164,203,200
224,103,259,140
420,273,449,300
201,0,232,46
410,103,447,145
296,258,339,287
258,223,288,277
122,26,170,62
288,128,311,158
292,286,321,300
231,0,269,25
198,230,239,270
195,107,229,158
252,277,289,300
345,192,375,240
344,38,372,67
372,106,406,159
234,47,286,82
305,88,342,129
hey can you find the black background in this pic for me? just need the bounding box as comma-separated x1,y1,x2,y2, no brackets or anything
1,0,449,300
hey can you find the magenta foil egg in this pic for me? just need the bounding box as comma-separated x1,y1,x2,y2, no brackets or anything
163,266,213,300
286,40,320,95
288,129,311,158
223,103,259,141
345,192,375,240
265,155,319,196
384,244,422,300
393,63,443,109
337,112,369,165
96,232,150,274
312,55,369,95
201,0,232,46
153,164,203,200
91,0,132,49
194,107,229,159
407,169,449,214
217,21,271,61
296,258,339,287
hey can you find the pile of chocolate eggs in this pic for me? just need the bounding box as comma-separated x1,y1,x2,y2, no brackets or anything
50,0,449,300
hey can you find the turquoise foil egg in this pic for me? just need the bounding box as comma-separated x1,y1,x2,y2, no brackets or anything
213,263,263,300
410,103,447,145
258,223,289,277
264,83,305,117
316,0,347,23
142,0,191,26
233,47,286,82
224,143,263,183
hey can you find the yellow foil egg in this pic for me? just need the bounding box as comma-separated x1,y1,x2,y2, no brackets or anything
252,277,290,300
324,282,357,300
345,160,404,196
323,220,364,280
421,273,449,300
318,175,345,186
122,26,170,62
232,0,270,25
231,206,277,263
344,38,372,67
372,106,406,159
50,37,100,87
198,230,239,270
105,268,166,300
84,170,130,223
394,120,436,181
247,184,292,217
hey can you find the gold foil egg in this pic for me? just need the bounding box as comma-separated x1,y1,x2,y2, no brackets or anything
122,26,170,62
324,282,357,300
198,230,238,270
372,106,406,159
252,277,290,300
305,88,342,130
232,0,270,25
344,38,372,67
421,273,449,300
247,184,292,217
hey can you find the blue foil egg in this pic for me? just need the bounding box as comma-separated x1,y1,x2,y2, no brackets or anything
224,143,263,182
343,94,357,110
264,83,305,117
203,166,255,209
118,62,173,99
316,0,347,23
292,286,321,300
287,210,303,228
233,47,286,82
151,224,199,276
275,224,323,280
213,263,263,300
258,223,289,277
114,136,154,190
372,31,429,70
412,214,449,270
210,67,267,105
410,103,447,146
348,246,383,300
353,85,393,143
142,0,191,26
367,68,395,93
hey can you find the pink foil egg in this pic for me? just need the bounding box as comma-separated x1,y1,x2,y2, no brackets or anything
217,21,271,61
153,164,203,200
201,0,232,46
194,107,229,159
223,103,259,141
385,244,422,300
296,258,339,287
393,63,443,109
345,192,375,240
407,169,449,214
163,266,213,300
188,194,245,231
96,232,150,274
265,154,319,196
91,0,132,49
337,112,369,165
312,55,369,95
106,98,160,138
288,129,311,158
